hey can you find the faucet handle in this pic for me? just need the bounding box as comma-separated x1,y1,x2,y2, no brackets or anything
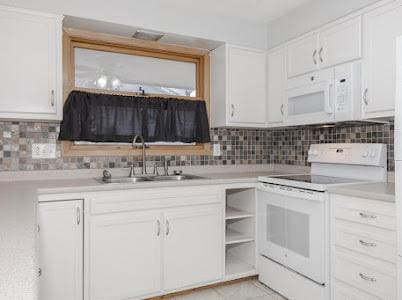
153,163,160,176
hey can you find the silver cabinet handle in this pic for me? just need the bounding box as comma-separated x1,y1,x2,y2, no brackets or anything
76,207,80,225
280,104,284,115
231,104,235,117
166,220,170,235
50,90,55,107
363,88,369,105
319,47,324,63
359,212,377,219
156,220,161,236
359,273,376,282
38,268,42,277
359,239,377,247
313,49,318,65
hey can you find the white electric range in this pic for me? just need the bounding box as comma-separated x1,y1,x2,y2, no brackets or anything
257,143,387,300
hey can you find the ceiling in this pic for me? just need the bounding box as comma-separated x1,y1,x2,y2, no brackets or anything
165,0,313,23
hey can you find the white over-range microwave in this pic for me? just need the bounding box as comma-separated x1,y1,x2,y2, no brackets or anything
284,61,361,126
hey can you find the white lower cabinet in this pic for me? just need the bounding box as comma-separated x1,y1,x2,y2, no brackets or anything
88,210,163,300
86,187,224,300
163,205,223,291
38,200,83,300
330,193,397,300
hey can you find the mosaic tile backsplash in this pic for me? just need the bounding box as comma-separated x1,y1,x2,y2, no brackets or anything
0,121,395,172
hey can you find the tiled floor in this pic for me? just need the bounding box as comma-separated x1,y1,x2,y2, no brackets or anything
169,279,287,300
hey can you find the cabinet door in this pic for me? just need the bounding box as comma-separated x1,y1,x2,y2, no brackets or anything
319,17,362,69
362,1,402,118
88,210,162,300
0,7,62,120
267,47,286,124
38,200,83,300
163,205,223,291
228,46,267,125
287,34,319,77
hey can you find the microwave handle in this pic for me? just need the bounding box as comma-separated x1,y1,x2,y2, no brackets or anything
325,81,334,114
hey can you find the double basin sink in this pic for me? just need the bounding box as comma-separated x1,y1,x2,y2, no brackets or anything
99,174,206,184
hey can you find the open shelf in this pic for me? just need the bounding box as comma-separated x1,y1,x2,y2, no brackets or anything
225,251,256,277
225,206,254,220
225,228,254,245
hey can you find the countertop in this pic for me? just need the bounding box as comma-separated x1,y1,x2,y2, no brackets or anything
0,168,285,300
329,182,395,203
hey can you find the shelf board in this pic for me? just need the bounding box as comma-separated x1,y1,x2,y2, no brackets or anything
225,253,256,277
225,228,254,245
225,206,254,220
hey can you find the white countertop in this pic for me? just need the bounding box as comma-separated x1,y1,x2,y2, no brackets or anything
329,182,395,203
0,165,286,300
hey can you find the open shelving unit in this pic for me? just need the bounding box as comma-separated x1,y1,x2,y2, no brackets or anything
224,188,257,280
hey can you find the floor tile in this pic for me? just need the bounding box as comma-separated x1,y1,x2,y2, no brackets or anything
214,280,268,299
173,289,224,300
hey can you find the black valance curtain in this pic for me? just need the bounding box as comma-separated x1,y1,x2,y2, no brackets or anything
59,91,211,143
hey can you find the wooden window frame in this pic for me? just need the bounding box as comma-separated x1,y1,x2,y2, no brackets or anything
62,28,211,157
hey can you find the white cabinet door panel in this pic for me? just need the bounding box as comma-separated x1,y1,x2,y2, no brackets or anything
287,34,319,78
319,17,362,69
228,47,267,125
0,7,62,120
267,47,286,124
362,1,402,117
163,205,223,291
39,200,83,300
88,210,162,300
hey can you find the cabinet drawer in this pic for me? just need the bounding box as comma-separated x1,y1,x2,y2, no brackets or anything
334,206,396,230
334,224,397,263
334,252,397,300
90,187,223,215
333,280,382,300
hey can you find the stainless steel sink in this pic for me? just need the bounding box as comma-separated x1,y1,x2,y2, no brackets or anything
152,174,206,181
97,174,206,184
99,176,153,184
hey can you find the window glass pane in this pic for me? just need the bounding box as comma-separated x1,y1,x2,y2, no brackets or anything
74,48,197,97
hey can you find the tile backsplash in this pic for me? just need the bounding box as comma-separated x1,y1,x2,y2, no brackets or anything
0,121,395,172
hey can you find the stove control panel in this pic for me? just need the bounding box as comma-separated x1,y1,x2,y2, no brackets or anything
307,143,387,167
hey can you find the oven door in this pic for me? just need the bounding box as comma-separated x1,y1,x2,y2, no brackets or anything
257,183,326,284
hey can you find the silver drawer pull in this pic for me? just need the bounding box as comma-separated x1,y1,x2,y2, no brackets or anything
359,212,377,219
359,273,377,282
38,268,42,277
166,220,170,235
359,239,377,247
156,220,161,236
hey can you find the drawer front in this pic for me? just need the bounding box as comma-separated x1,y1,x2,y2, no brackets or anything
334,252,397,300
90,187,223,215
333,280,382,300
334,206,396,230
334,225,397,263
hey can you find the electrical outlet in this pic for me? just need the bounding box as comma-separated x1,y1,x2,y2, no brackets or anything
32,144,56,159
213,144,221,156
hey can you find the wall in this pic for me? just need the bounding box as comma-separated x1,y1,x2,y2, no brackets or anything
0,0,267,49
0,121,394,172
267,0,381,48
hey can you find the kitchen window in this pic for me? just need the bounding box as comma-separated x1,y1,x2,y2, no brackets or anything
62,28,211,156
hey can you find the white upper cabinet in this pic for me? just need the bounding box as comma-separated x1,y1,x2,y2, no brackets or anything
267,47,286,125
362,0,402,118
319,17,362,69
211,44,267,127
287,17,362,78
287,34,319,78
39,200,83,300
0,6,62,120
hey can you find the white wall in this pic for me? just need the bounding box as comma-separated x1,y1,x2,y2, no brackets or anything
0,0,268,49
267,0,381,48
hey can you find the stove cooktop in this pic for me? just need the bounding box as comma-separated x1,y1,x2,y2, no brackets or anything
258,174,365,191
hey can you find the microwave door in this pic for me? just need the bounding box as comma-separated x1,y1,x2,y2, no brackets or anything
286,80,334,126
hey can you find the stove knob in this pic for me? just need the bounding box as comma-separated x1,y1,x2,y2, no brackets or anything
362,151,369,158
370,150,377,158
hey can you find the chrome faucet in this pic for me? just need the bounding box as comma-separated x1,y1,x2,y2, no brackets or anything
131,135,148,176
